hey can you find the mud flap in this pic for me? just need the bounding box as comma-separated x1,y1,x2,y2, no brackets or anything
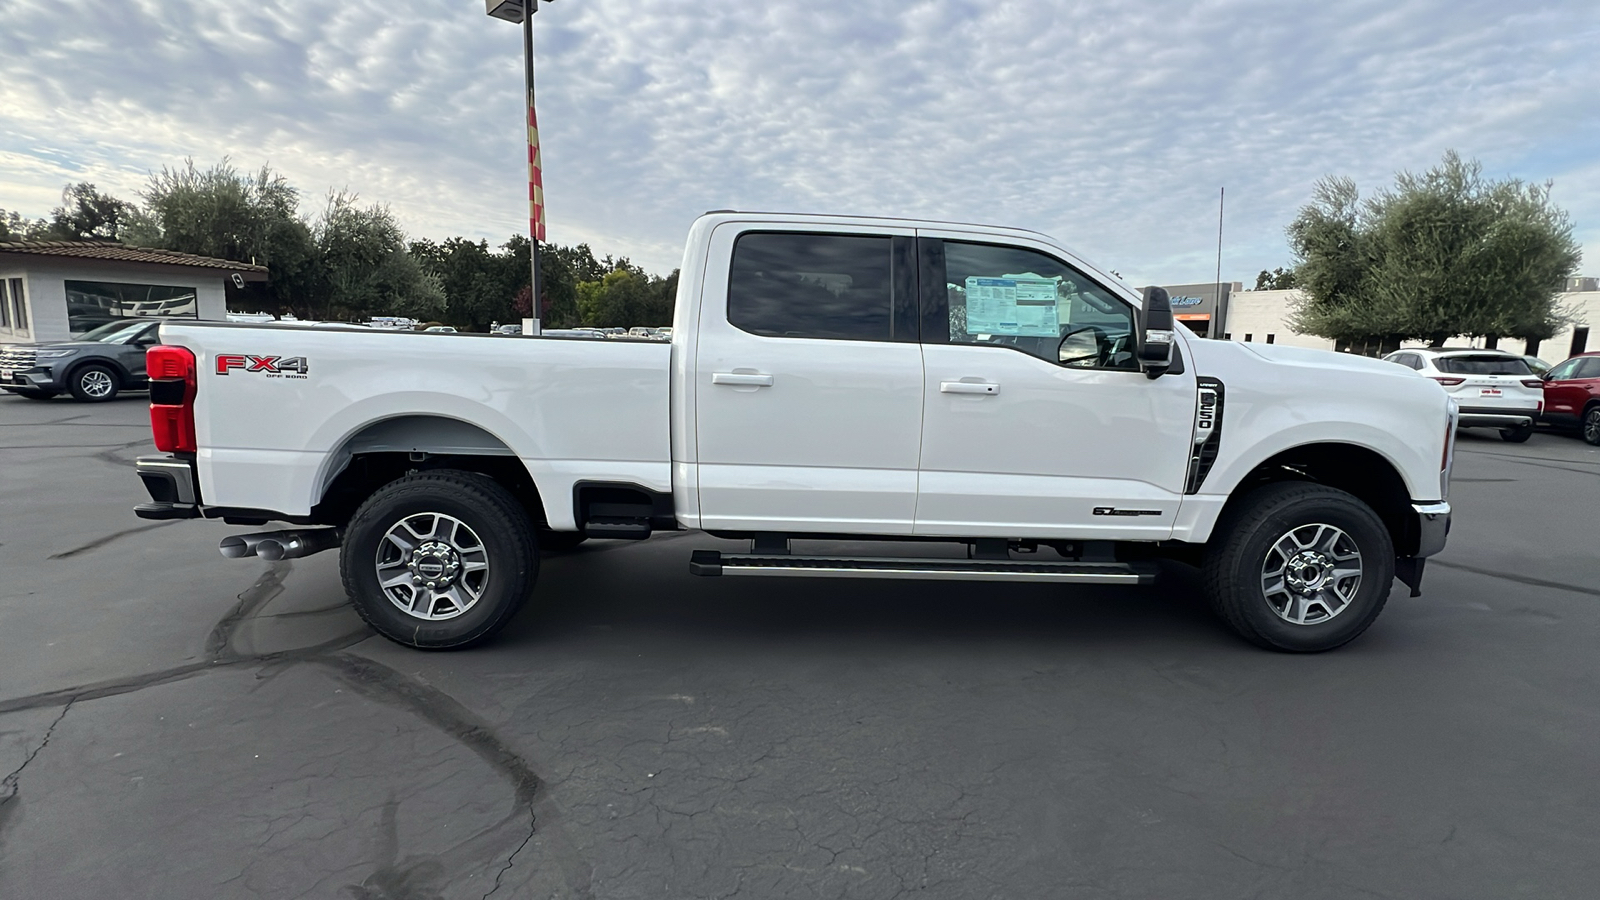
1395,557,1426,598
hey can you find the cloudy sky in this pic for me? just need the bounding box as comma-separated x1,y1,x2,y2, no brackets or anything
1,0,1596,284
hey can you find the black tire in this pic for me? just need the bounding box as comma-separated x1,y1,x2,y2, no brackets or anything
1584,406,1600,447
12,389,57,400
1499,423,1534,443
68,364,120,402
340,469,538,650
1202,482,1395,652
537,530,589,553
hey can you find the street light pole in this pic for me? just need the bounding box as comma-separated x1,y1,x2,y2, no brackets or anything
487,0,550,335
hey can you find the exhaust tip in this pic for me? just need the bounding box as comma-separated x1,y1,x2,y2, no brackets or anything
255,538,289,561
219,535,258,559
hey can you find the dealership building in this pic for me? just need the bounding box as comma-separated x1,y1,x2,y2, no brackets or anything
1165,277,1599,364
0,241,267,345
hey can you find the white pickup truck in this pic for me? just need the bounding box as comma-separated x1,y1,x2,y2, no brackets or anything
133,212,1455,653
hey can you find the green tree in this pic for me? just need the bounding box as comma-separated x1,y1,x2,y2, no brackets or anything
1252,266,1297,291
315,191,443,321
46,183,134,240
1288,151,1580,351
136,158,319,313
0,209,46,242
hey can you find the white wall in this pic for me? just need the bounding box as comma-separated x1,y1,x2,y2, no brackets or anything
0,260,227,345
1216,288,1600,364
1219,290,1335,350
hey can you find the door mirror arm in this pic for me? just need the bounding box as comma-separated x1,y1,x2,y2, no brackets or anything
1137,286,1175,379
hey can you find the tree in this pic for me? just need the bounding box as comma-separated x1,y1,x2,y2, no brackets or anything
315,192,443,321
1288,151,1581,351
0,209,46,242
136,158,319,312
46,183,134,240
1253,266,1297,291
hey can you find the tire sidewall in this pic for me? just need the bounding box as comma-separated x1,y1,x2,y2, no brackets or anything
1584,408,1600,446
342,475,535,648
1220,488,1395,652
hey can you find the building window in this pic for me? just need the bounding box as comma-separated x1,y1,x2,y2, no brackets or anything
1572,327,1591,357
1244,333,1253,342
63,280,197,334
0,279,11,329
1266,333,1275,344
8,278,26,331
1222,332,1231,340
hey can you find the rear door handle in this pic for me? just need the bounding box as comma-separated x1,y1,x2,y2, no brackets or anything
940,381,1000,395
711,372,774,387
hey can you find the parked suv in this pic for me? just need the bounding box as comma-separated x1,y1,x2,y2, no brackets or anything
1539,352,1600,445
0,318,167,402
1382,348,1543,442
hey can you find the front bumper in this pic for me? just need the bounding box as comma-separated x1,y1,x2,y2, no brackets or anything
1411,501,1451,558
135,455,203,519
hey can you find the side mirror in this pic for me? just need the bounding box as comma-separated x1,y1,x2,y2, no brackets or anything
1137,286,1175,379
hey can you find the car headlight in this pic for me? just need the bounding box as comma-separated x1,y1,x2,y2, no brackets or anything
33,349,79,359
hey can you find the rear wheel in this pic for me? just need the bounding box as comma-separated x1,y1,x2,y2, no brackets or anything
1203,482,1395,652
341,470,537,650
68,364,119,402
1584,407,1600,446
1499,423,1534,443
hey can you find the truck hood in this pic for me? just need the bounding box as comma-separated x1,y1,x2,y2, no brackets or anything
1235,341,1404,376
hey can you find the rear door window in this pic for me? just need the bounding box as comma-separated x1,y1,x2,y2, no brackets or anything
727,232,916,342
1435,355,1532,376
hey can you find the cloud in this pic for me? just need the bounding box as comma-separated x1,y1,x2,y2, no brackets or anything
1,0,1595,283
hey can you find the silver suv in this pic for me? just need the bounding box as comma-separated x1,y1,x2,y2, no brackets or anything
0,319,167,402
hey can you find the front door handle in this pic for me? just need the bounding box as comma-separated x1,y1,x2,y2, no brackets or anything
940,381,1000,395
712,372,774,387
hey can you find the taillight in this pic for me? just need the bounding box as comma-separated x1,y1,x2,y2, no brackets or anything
1521,379,1544,389
1431,376,1465,386
147,345,196,453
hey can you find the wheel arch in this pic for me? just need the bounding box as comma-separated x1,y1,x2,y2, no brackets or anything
1210,441,1420,557
311,414,547,530
64,355,133,387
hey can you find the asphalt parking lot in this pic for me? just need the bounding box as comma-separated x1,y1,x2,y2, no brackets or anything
1,392,1597,899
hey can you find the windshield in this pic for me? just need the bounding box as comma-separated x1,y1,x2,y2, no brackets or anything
76,320,154,344
1436,355,1531,375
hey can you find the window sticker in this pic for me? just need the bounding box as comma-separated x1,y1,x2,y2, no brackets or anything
963,274,1061,337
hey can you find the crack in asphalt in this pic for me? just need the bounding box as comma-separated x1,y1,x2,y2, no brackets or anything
48,521,180,559
0,558,583,898
0,699,76,814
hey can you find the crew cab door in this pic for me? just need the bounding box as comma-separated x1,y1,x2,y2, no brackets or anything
912,233,1197,540
693,225,924,533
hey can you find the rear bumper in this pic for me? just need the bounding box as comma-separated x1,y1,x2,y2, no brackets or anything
1455,405,1537,429
135,455,202,519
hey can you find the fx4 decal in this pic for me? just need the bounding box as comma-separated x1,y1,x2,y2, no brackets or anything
215,354,310,378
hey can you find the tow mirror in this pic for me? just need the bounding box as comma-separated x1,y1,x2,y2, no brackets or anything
1138,285,1174,379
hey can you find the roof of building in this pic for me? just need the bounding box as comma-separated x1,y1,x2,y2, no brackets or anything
0,240,269,277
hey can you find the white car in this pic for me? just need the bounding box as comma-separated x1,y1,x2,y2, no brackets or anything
1383,348,1543,442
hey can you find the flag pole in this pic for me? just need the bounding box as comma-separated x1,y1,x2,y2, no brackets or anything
523,0,544,335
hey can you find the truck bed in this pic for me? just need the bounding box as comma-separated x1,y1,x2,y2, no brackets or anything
158,322,672,527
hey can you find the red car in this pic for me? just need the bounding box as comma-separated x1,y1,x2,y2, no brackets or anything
1540,351,1600,445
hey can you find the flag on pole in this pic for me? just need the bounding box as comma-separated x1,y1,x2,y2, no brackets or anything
528,94,546,242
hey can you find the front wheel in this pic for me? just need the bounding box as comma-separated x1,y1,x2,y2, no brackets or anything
1203,482,1395,652
69,364,119,402
340,470,538,650
1499,423,1534,443
1584,407,1600,446
11,389,58,400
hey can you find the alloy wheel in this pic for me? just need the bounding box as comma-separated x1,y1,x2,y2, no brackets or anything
374,512,490,620
1260,523,1364,626
80,369,114,399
